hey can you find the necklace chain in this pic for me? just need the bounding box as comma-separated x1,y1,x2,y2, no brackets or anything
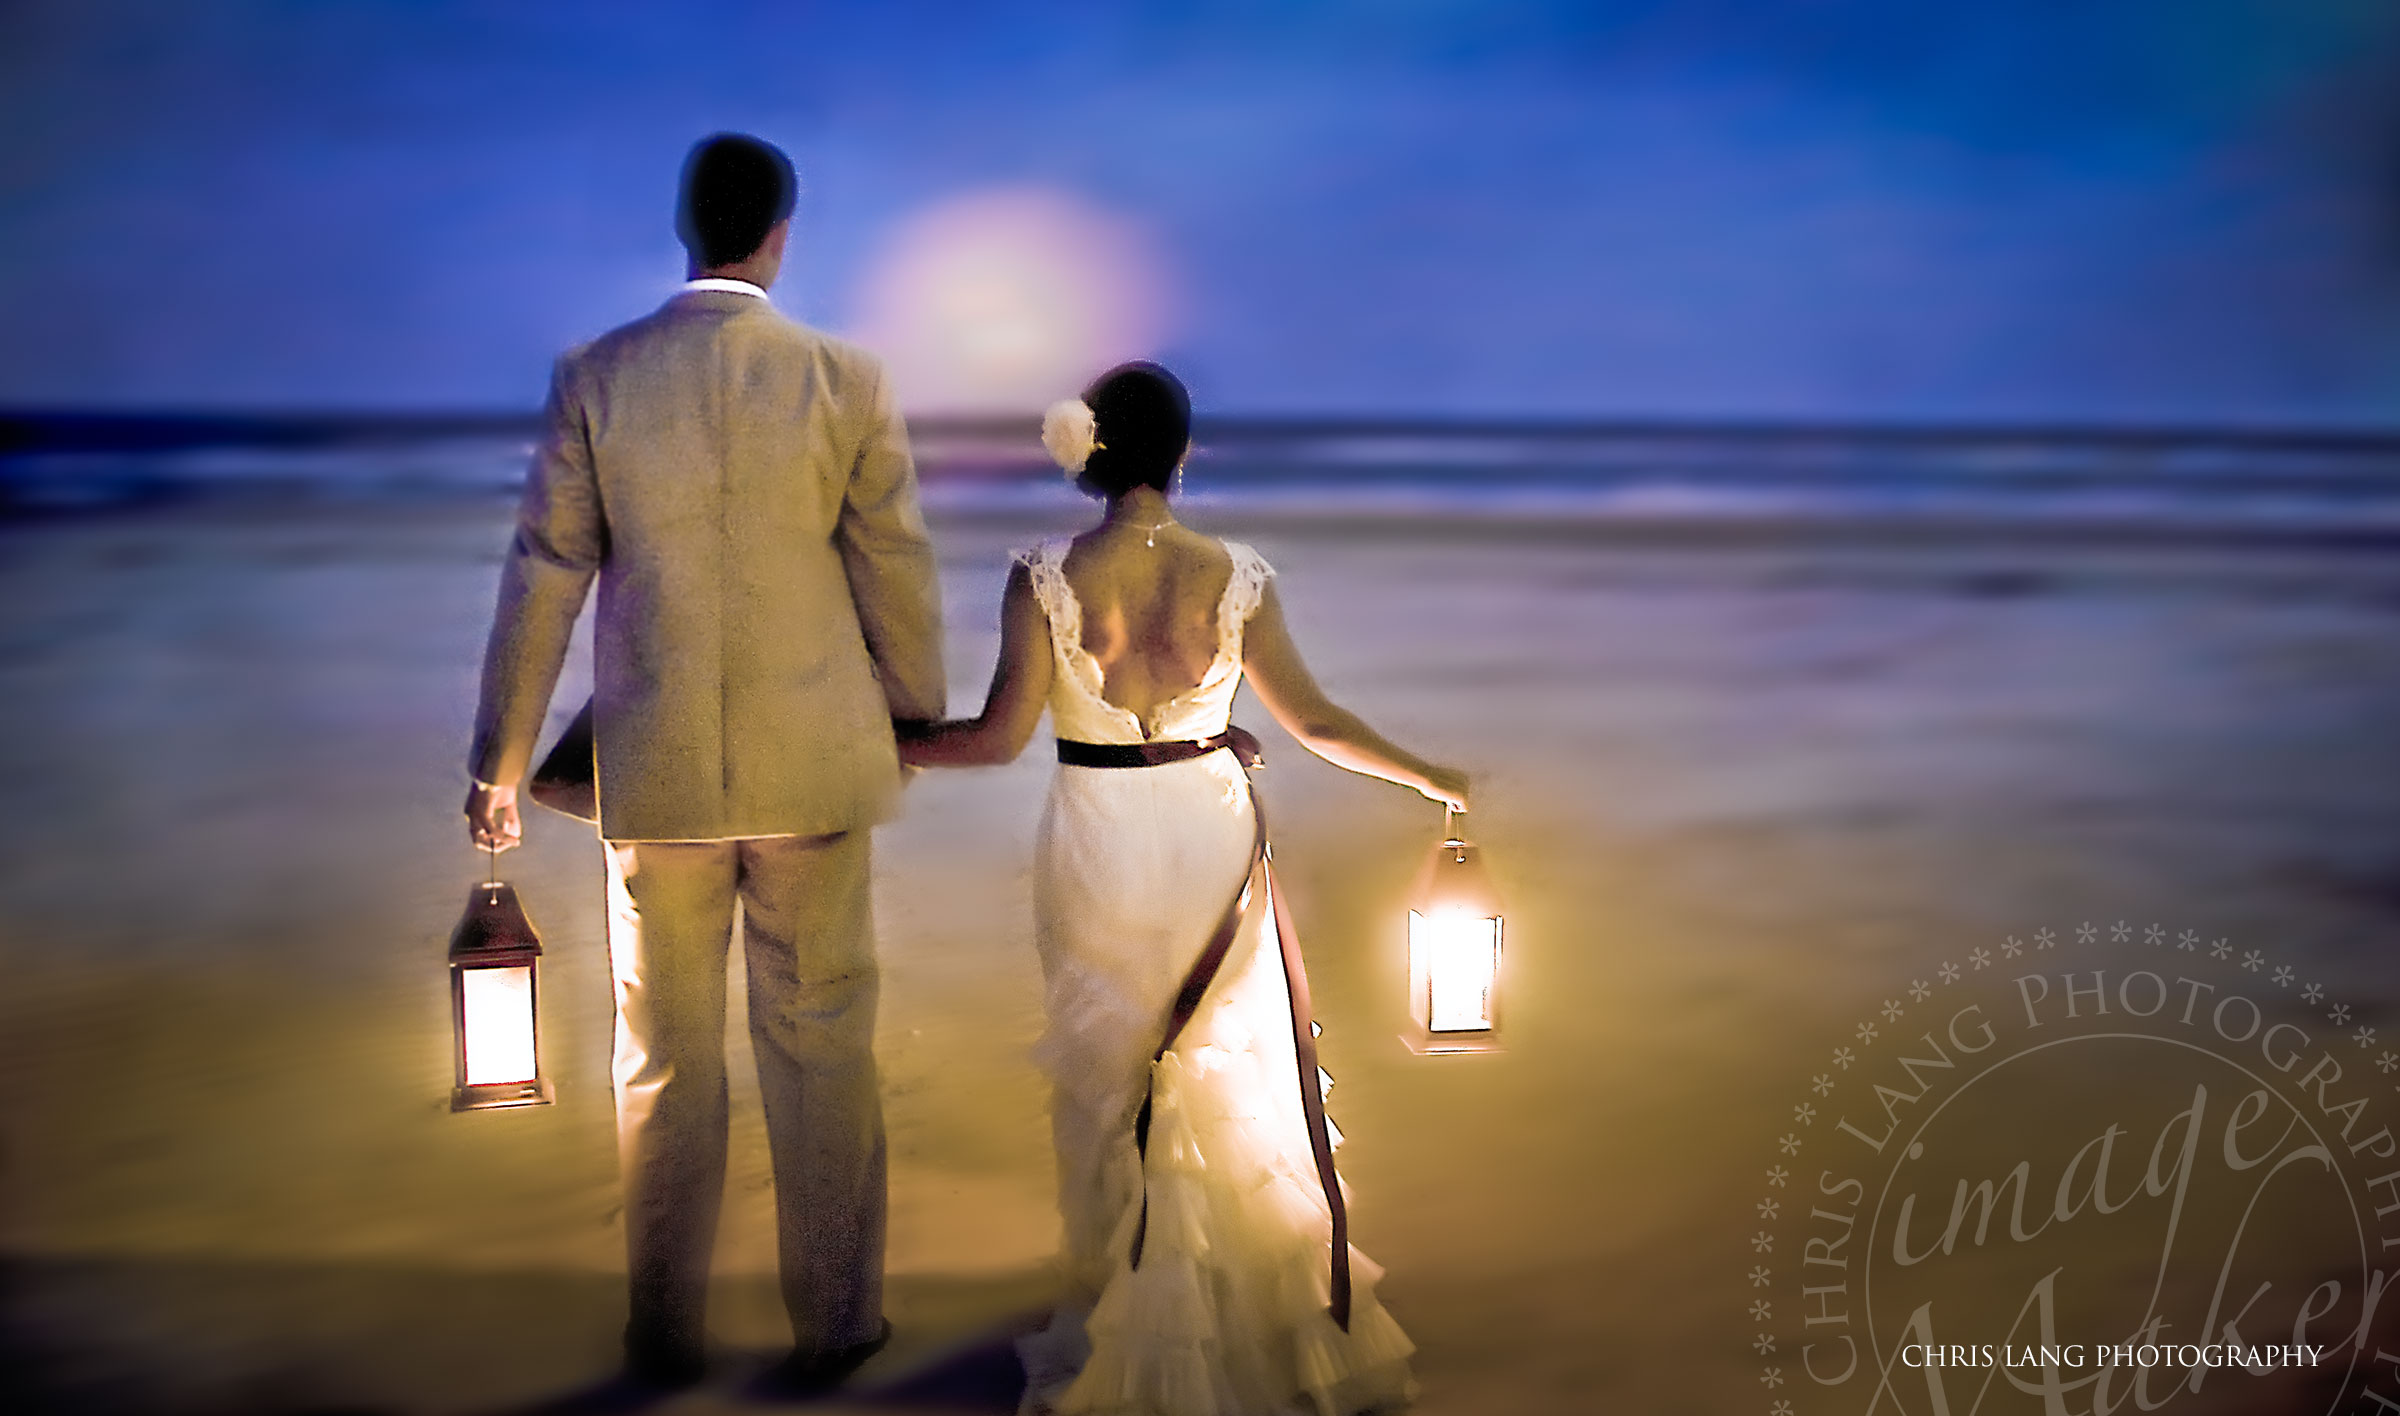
1120,513,1175,547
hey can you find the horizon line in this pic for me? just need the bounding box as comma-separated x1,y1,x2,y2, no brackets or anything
6,406,2400,457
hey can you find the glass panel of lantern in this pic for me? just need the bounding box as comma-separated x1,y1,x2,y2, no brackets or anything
1405,822,1504,1053
449,876,556,1111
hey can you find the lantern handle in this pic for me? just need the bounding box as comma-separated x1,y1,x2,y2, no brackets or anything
1442,803,1469,856
481,840,503,892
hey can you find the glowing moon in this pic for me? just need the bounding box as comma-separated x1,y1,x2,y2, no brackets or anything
849,187,1172,414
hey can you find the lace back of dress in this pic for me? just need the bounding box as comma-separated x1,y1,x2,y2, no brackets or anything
1214,542,1273,662
1017,543,1087,658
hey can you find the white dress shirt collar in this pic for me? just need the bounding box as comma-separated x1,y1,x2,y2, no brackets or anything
681,277,770,300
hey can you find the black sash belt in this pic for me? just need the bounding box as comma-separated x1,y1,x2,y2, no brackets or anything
1066,725,1353,1332
1056,727,1261,770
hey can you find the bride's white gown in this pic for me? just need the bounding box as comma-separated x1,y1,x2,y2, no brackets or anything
1010,538,1417,1416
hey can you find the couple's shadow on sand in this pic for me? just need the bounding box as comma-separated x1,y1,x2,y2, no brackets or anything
495,1317,1038,1415
0,1254,1047,1415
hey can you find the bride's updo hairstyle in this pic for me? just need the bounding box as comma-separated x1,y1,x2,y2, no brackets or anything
1078,362,1191,499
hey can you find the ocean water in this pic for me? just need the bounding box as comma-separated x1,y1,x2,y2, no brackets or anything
5,420,2399,539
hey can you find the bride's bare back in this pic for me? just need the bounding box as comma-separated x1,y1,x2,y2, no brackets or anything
1058,525,1234,727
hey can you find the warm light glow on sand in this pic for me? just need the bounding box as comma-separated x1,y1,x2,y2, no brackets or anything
850,187,1172,413
459,965,536,1085
1411,909,1500,1033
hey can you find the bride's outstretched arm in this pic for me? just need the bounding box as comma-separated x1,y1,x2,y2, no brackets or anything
895,562,1052,768
1241,582,1470,809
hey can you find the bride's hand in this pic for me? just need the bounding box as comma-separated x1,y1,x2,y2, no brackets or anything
1418,766,1470,811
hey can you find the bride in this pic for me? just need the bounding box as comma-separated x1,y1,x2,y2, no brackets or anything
899,362,1468,1416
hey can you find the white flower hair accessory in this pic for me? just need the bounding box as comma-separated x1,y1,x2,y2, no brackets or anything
1042,398,1103,477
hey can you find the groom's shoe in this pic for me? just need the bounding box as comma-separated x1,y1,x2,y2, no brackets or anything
621,1327,705,1392
752,1319,892,1399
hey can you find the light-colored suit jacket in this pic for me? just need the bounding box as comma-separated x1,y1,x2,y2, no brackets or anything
468,289,946,841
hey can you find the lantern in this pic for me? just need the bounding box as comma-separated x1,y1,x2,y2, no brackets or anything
448,855,555,1111
1404,810,1504,1054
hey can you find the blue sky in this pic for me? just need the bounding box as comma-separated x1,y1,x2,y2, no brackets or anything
3,1,2396,422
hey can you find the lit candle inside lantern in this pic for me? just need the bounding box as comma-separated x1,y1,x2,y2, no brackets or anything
1414,909,1500,1033
460,962,537,1086
1404,810,1505,1054
449,858,556,1111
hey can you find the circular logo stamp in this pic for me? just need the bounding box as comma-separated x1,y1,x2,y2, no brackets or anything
1744,923,2400,1414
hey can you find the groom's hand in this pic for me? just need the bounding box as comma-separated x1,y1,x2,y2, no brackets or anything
891,717,934,783
465,780,523,852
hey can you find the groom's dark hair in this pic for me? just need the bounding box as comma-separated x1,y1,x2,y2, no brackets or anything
676,133,798,268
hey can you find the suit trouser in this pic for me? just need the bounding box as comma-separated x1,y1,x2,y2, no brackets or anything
604,831,885,1356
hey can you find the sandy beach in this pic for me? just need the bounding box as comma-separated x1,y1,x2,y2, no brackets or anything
3,497,2398,1414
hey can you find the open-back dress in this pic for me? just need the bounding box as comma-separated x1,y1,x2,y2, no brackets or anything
1009,537,1417,1416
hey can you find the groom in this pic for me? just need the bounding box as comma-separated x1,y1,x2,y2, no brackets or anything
464,133,945,1390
